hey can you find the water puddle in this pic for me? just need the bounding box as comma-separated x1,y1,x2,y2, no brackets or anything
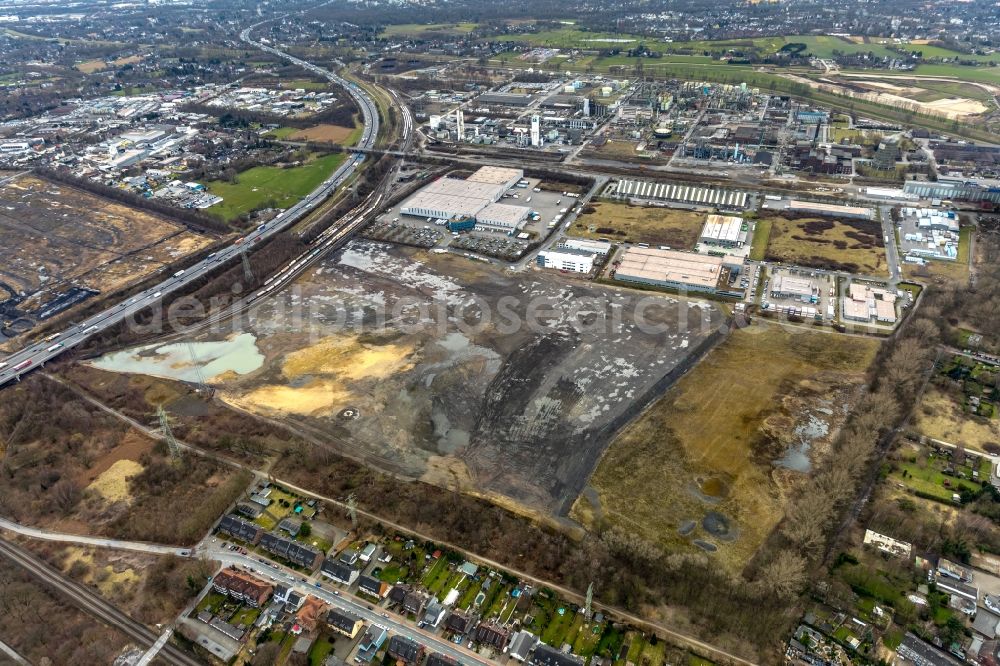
775,412,831,473
90,333,264,383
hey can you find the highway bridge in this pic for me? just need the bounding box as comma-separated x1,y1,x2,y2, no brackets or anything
0,25,383,388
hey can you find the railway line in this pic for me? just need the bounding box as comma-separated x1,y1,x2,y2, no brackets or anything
0,20,387,389
0,537,202,666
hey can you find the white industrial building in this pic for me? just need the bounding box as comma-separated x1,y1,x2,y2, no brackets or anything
770,274,817,302
476,202,531,232
558,238,612,255
864,186,918,202
466,166,524,192
612,179,750,210
399,192,488,220
614,247,726,293
903,206,960,233
699,214,748,248
786,200,873,220
399,167,529,231
842,283,896,324
536,248,595,273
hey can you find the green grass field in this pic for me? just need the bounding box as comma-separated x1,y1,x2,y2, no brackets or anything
206,152,346,221
890,460,980,502
265,126,299,139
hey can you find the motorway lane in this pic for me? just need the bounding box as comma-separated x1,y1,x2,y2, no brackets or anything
208,549,498,666
0,30,382,389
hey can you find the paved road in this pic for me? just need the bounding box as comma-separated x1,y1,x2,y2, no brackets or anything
0,516,190,556
0,536,202,666
210,548,497,666
0,28,381,388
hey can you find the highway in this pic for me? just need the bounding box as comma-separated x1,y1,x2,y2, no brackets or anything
0,25,380,388
0,536,203,666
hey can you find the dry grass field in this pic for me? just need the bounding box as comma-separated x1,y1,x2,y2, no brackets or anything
0,174,210,309
914,387,1000,452
760,214,887,274
290,123,357,143
571,200,705,248
576,323,879,572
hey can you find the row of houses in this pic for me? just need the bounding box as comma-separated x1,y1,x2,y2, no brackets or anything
216,514,322,569
215,515,588,666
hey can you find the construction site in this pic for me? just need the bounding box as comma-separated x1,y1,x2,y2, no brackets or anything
89,239,727,516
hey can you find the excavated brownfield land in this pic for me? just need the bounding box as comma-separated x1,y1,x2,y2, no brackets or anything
91,241,728,515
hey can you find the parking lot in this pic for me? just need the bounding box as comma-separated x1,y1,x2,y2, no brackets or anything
370,176,585,263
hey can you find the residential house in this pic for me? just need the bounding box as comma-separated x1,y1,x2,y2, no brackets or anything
445,610,473,636
339,549,360,565
260,533,322,570
285,589,305,612
388,585,409,606
509,631,539,661
895,632,963,666
476,620,511,651
235,503,262,520
387,635,425,664
358,574,390,600
935,576,979,603
216,515,263,544
421,599,447,628
355,624,387,663
278,518,301,537
973,610,1000,639
212,567,273,608
403,591,426,615
359,543,378,563
531,644,585,666
295,596,328,633
321,559,359,586
327,609,365,638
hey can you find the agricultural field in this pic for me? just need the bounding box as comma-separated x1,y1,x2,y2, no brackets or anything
86,240,726,515
575,323,880,571
571,200,705,248
913,355,1000,453
290,123,361,144
382,22,478,37
758,214,887,275
75,54,143,73
206,152,346,220
0,174,210,315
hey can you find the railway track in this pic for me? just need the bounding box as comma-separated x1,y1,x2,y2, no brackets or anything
0,537,204,666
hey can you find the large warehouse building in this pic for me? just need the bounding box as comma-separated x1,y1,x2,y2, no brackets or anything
615,247,730,294
785,200,873,220
399,167,530,233
611,179,750,210
699,214,748,248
